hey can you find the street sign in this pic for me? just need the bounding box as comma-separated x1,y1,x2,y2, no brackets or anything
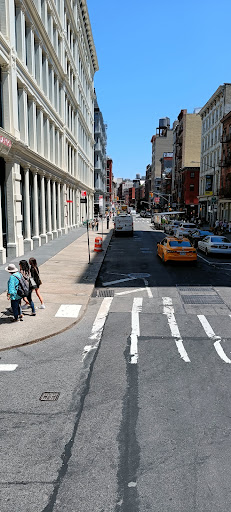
81,190,87,198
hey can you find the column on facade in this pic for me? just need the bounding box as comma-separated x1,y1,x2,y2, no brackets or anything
72,187,76,227
15,5,26,63
57,181,62,236
76,189,80,226
40,172,47,245
46,175,53,241
1,64,11,133
18,86,29,144
0,180,6,264
26,23,35,77
5,160,20,258
70,188,73,228
35,41,43,87
36,106,44,156
32,169,41,248
52,179,58,238
50,122,55,163
23,166,33,251
60,183,65,234
28,97,37,151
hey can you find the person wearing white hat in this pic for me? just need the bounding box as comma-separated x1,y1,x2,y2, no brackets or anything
5,264,23,322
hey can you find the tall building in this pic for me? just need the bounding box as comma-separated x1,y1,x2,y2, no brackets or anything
173,109,201,217
94,92,107,215
0,0,98,263
150,117,173,197
199,84,231,224
106,157,113,209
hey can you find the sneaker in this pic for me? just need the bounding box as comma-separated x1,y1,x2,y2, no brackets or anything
19,315,24,322
31,313,36,316
39,304,45,309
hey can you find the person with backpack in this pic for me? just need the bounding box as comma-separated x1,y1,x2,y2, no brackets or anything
29,257,45,309
19,260,36,316
5,263,24,322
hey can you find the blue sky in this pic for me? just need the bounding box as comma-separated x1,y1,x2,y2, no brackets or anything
87,0,231,180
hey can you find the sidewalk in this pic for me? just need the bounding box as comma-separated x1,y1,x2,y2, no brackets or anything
0,221,113,351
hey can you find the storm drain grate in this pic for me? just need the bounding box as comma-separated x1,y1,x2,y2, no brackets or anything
177,286,213,292
181,295,224,304
95,289,115,297
39,392,60,402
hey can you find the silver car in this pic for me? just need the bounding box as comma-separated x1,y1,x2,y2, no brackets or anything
198,236,231,255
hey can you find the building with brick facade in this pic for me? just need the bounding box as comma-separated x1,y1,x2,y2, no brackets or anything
173,109,201,217
0,0,98,263
219,110,231,221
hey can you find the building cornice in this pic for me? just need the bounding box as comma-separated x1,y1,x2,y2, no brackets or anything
78,0,99,74
200,84,231,117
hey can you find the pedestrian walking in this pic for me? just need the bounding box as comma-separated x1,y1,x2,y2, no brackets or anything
5,263,23,322
19,260,36,316
29,257,45,309
223,220,227,233
95,218,98,230
107,215,109,229
214,219,219,234
228,221,231,233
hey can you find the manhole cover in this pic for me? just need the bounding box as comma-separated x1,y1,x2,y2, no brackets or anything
39,392,60,401
96,290,114,297
181,295,223,304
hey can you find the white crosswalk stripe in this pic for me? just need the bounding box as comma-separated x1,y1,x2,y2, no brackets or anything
87,295,231,366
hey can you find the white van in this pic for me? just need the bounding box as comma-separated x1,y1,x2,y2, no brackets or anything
114,214,133,236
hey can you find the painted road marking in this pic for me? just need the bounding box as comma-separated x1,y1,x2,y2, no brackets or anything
130,297,143,364
198,315,231,364
0,364,18,372
116,288,147,296
81,297,113,361
55,305,82,318
162,297,190,363
102,277,135,286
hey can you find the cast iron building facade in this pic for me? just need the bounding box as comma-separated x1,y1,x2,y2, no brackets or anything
94,92,107,215
0,0,98,263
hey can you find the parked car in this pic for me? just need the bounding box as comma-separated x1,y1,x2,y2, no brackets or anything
140,211,145,217
164,220,181,234
198,236,231,255
175,222,197,237
187,229,211,247
157,237,197,264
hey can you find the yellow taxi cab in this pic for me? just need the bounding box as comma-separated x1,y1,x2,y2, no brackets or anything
157,236,197,263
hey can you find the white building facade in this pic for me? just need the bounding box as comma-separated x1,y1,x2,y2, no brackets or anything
0,0,98,263
199,84,231,224
94,93,107,215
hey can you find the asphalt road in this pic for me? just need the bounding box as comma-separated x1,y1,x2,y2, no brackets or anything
1,217,231,511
